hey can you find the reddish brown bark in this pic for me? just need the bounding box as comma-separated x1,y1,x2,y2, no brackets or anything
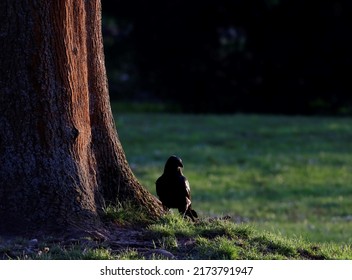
0,0,162,234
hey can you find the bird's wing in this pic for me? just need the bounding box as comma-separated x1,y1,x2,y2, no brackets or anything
184,178,192,208
180,176,191,199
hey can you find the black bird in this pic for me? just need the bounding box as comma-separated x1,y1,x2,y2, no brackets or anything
156,155,198,221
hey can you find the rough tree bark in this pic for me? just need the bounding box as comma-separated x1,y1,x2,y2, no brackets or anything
0,0,163,234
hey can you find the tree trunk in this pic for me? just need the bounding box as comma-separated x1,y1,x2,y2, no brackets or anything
0,0,162,234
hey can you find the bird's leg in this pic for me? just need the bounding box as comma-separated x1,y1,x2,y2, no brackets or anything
180,208,196,222
184,197,194,220
179,207,188,220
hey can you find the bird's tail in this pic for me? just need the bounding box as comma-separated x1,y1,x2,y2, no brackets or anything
184,207,198,222
190,209,198,218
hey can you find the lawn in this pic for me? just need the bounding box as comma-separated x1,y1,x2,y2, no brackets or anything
113,111,352,245
2,111,351,260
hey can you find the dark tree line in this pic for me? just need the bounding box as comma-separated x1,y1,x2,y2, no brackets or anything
102,0,352,115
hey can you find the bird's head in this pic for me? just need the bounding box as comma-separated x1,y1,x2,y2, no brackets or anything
164,155,184,173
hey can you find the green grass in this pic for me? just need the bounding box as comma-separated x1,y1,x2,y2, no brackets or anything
3,207,351,260
3,110,351,260
114,112,352,244
147,213,352,259
102,200,154,226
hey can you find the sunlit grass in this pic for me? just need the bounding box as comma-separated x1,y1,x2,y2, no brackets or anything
102,200,153,226
114,111,352,244
147,212,352,259
5,205,351,260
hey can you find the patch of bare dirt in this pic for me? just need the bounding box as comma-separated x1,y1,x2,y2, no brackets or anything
0,225,178,260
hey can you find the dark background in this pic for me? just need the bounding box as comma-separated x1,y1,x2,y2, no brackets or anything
102,0,352,115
